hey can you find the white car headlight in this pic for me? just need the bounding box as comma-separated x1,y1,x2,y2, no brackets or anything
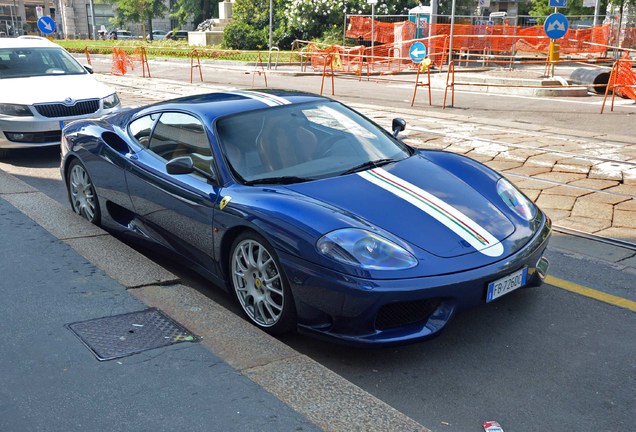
497,178,537,221
317,228,417,270
0,103,32,116
102,93,121,109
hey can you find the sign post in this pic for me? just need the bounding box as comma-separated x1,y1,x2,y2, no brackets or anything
544,12,569,77
367,0,378,67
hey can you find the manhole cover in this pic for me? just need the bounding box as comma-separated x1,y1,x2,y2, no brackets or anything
67,308,198,361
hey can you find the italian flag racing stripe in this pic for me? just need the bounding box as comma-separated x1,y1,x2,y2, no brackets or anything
359,168,504,257
230,90,291,107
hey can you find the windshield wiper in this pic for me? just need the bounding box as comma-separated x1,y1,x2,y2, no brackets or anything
244,176,313,186
340,158,396,176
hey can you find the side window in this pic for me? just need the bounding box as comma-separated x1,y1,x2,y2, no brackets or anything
147,112,214,176
129,113,159,147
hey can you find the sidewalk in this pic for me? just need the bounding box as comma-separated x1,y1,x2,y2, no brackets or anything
0,194,320,431
0,171,427,431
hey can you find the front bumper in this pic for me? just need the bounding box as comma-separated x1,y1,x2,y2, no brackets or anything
280,215,551,347
0,104,120,150
0,116,66,149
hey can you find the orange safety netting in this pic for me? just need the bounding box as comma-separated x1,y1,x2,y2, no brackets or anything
346,17,613,55
614,55,636,101
111,47,134,76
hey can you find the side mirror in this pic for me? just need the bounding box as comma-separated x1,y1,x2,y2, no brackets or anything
392,118,406,138
166,156,195,175
166,156,216,182
83,65,94,74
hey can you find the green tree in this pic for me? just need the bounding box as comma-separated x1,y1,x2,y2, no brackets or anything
223,0,291,50
170,0,220,29
528,0,635,19
108,0,167,37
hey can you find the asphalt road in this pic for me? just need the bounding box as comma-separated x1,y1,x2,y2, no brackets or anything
2,60,635,432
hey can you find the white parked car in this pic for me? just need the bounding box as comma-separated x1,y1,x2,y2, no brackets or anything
0,36,121,157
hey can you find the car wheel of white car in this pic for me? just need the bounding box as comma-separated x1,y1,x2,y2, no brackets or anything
230,232,296,335
67,159,101,224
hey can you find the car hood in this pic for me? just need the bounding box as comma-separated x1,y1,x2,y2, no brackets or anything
286,156,516,259
1,74,115,105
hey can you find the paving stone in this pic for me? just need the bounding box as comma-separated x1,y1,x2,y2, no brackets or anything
552,159,591,174
519,188,541,201
603,184,636,198
577,193,632,205
464,152,494,162
485,160,523,172
526,154,558,167
537,208,571,225
555,216,612,233
445,144,474,154
512,177,558,190
537,193,576,211
624,168,636,185
494,148,540,162
533,171,588,183
594,227,636,243
571,201,614,220
589,162,627,181
541,185,593,197
613,209,636,229
568,178,620,190
503,165,552,176
615,198,636,211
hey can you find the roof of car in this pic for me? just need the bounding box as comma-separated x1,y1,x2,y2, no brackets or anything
0,36,59,49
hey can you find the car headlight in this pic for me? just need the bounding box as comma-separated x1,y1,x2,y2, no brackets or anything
102,93,120,109
0,103,32,116
317,228,417,270
497,178,537,221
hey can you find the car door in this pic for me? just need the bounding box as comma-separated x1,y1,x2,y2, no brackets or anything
124,111,220,272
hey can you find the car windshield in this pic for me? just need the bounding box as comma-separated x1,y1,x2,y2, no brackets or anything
0,46,87,79
216,100,411,184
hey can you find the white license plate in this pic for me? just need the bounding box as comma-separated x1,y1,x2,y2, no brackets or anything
486,267,528,303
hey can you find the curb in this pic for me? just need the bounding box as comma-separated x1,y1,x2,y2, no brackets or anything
0,168,430,432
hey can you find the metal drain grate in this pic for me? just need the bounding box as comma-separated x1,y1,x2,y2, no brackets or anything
67,308,198,361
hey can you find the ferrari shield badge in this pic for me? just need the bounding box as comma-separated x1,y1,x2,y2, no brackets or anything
220,196,232,210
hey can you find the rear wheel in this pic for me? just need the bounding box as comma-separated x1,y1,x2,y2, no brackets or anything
229,232,296,335
67,159,101,225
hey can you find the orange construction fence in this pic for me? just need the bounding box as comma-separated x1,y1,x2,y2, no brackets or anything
601,55,636,113
111,47,151,77
346,17,613,55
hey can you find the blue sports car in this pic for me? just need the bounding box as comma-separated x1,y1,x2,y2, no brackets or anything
60,90,551,346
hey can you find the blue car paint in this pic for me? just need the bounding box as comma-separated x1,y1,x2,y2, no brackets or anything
61,89,551,346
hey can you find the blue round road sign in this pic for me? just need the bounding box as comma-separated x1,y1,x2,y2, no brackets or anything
544,13,569,40
37,16,56,35
409,42,427,64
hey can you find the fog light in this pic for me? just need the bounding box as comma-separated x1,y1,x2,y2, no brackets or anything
6,132,26,141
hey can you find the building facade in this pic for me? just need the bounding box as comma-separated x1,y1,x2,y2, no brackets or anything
0,0,179,39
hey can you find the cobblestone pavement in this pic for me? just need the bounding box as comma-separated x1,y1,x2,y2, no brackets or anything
97,74,636,245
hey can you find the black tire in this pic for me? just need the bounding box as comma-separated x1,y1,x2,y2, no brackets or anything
66,159,101,225
229,231,297,335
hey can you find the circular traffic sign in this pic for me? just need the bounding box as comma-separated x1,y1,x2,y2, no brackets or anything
544,13,569,40
37,16,56,35
409,42,427,64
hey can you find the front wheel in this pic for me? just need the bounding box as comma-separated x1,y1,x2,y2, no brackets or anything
67,159,101,225
229,232,296,335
